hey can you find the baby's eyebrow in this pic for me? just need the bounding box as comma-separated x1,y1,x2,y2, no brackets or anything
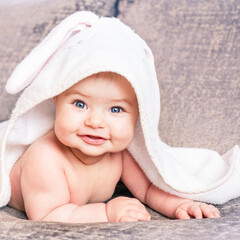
65,90,87,97
110,98,133,106
65,90,133,106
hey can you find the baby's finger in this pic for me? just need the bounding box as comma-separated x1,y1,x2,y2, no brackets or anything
128,198,146,209
212,208,221,218
175,208,191,220
188,204,203,219
200,204,221,218
127,199,149,214
126,210,151,221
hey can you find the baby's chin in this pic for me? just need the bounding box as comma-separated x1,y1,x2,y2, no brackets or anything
76,146,127,159
72,145,109,156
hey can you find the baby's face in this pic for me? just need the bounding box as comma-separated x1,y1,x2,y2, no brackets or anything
54,73,139,157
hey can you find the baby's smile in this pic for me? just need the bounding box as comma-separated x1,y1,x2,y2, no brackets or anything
53,72,139,158
79,134,109,145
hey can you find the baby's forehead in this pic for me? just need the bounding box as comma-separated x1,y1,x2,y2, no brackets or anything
62,72,138,104
69,72,135,93
83,72,127,84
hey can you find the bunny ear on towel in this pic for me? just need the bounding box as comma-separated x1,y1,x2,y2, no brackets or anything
0,11,99,207
5,11,98,94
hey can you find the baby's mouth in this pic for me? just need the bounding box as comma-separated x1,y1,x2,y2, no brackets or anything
79,135,108,145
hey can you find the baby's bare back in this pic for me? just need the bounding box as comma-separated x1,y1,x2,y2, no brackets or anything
8,131,123,217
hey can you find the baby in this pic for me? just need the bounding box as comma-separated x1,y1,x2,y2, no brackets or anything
2,11,222,223
8,72,220,222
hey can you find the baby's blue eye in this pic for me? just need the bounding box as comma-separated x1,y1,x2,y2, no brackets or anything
74,100,86,109
111,107,122,113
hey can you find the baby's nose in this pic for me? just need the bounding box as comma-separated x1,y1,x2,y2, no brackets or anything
84,110,105,128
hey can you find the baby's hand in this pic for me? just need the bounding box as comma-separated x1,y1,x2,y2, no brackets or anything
175,200,221,219
106,196,151,222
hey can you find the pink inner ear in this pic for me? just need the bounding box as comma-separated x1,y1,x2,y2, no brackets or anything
37,22,92,82
66,23,91,40
7,22,92,94
37,22,92,80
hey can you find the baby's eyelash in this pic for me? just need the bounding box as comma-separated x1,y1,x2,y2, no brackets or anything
110,106,124,113
73,100,87,109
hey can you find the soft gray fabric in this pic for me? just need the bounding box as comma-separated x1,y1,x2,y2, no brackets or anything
0,0,117,122
0,194,240,239
1,0,240,239
118,0,240,154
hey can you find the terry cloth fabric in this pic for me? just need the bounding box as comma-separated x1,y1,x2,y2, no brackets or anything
1,11,240,207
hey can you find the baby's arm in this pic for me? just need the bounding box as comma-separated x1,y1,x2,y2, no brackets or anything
121,150,220,219
143,184,220,219
21,145,108,223
21,143,149,223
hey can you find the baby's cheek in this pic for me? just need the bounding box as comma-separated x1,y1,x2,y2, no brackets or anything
113,125,135,147
54,123,65,142
54,118,71,138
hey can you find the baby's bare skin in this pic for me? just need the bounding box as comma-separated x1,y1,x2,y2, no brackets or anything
8,130,220,222
8,73,220,223
9,130,125,221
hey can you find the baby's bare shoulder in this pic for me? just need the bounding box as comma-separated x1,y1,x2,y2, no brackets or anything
22,130,66,168
20,131,69,193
